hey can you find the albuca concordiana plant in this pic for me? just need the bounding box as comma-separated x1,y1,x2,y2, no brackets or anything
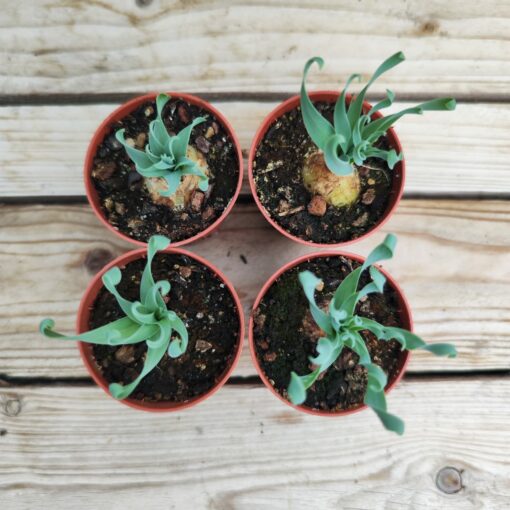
288,234,457,434
300,52,456,207
115,93,209,198
39,236,188,400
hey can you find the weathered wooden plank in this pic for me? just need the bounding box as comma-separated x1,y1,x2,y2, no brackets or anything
0,379,509,509
1,1,510,96
1,100,509,197
0,200,508,378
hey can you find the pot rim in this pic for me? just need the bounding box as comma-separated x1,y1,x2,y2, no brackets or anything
84,91,244,248
248,249,412,417
76,246,245,412
248,91,405,248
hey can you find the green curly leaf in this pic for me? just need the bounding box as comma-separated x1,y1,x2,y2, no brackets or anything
40,235,191,400
115,94,209,197
299,53,455,175
288,233,456,433
298,270,334,336
333,73,360,152
300,57,335,148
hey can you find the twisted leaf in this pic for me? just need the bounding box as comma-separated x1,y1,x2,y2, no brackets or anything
287,233,456,434
300,57,335,148
115,94,209,197
347,52,405,130
40,235,191,400
298,270,333,336
299,54,455,175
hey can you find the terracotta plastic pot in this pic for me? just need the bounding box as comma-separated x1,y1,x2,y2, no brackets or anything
76,247,244,412
84,92,243,247
249,250,411,417
248,91,405,248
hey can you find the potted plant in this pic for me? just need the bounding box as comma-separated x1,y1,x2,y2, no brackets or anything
249,234,456,433
249,52,456,246
85,92,243,247
40,236,244,411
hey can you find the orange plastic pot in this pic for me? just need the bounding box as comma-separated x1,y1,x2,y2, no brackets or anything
248,91,405,248
76,247,244,412
85,92,243,247
249,250,411,417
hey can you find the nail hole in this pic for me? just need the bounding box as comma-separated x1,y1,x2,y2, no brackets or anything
436,466,463,494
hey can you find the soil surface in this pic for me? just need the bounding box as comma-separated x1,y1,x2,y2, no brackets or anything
89,253,240,403
253,101,399,244
253,256,405,412
91,97,239,243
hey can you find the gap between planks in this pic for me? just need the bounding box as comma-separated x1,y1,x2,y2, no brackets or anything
2,92,510,106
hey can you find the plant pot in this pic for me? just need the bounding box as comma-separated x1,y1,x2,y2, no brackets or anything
248,92,405,247
85,92,243,247
249,250,411,417
77,246,244,412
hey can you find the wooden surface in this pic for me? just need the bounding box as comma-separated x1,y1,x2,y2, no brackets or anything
1,1,509,509
1,101,510,197
1,201,509,377
1,379,509,509
2,0,510,97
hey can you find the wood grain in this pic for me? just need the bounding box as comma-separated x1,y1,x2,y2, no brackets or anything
1,200,508,378
2,0,510,97
1,100,509,198
0,379,509,509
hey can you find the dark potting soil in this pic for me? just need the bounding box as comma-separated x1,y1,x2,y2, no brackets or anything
253,256,405,412
253,101,397,244
89,253,240,402
91,97,239,243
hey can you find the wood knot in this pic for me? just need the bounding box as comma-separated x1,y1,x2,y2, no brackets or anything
436,466,463,494
84,248,115,275
417,19,440,36
3,398,21,417
136,0,153,7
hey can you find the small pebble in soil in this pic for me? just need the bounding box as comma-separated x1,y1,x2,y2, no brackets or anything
361,188,376,205
352,212,368,227
191,190,205,212
115,202,126,215
195,340,213,353
92,161,117,181
258,340,269,350
179,266,192,278
195,135,211,154
202,206,214,221
115,345,136,364
177,104,191,123
135,132,147,148
264,352,277,362
307,195,327,216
